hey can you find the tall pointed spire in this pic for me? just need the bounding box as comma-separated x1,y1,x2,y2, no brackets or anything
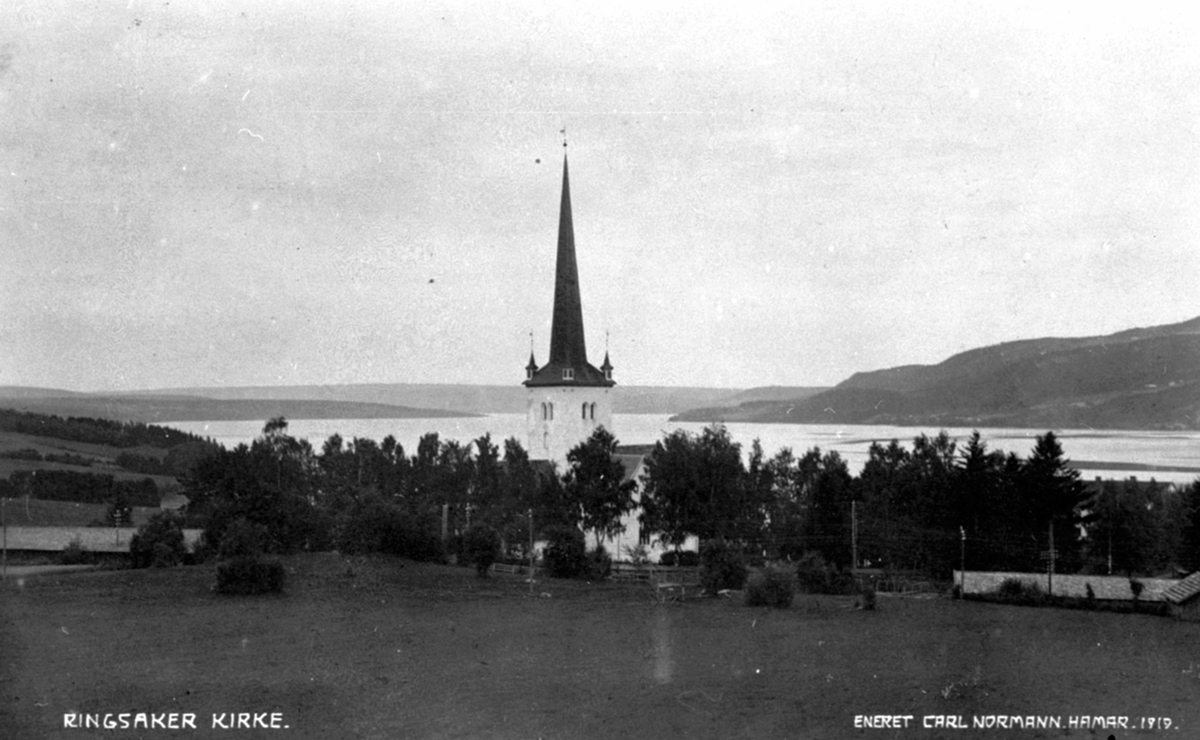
548,153,587,368
524,148,614,388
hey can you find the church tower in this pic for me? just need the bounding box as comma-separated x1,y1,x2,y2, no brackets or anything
524,151,615,467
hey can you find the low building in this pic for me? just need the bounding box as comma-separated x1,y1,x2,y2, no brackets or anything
1163,572,1200,621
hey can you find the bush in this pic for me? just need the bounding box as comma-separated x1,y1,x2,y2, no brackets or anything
60,538,93,565
334,497,445,563
542,525,587,579
214,518,285,595
218,518,268,560
795,551,856,595
465,525,501,577
744,567,795,608
699,539,748,593
991,577,1046,605
997,577,1042,599
622,543,650,566
856,585,877,611
129,512,187,568
659,550,699,567
585,544,613,581
215,557,286,595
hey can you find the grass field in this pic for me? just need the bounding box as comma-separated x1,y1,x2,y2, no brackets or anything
0,430,178,489
3,555,1199,739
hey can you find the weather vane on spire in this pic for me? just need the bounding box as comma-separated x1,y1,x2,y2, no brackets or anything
561,127,567,148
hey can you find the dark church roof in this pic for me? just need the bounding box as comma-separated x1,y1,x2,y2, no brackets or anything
525,154,615,389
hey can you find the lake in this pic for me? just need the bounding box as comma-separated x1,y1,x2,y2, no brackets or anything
164,415,1200,485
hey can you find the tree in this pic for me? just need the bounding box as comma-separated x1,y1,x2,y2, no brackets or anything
799,449,854,568
183,418,327,555
640,424,750,551
1020,432,1088,574
564,427,636,548
952,432,1013,571
1181,479,1200,571
105,486,133,527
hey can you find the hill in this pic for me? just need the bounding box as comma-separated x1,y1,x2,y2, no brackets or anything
672,316,1200,430
0,394,481,424
19,384,745,418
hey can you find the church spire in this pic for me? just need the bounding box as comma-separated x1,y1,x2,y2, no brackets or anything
548,153,587,368
524,147,614,388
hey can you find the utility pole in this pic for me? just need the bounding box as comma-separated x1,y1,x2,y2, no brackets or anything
960,526,966,599
528,508,535,594
851,500,858,574
1048,519,1055,597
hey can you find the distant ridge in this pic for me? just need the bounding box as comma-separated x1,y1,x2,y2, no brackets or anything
672,316,1200,430
0,395,476,424
0,384,746,423
105,384,743,415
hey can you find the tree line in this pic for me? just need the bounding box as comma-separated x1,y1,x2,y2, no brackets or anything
177,418,1200,579
0,408,214,449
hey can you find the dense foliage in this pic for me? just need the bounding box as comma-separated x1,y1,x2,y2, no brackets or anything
744,566,795,608
25,409,1172,584
8,469,160,507
698,539,748,593
464,524,501,577
0,408,212,449
541,524,587,579
129,512,188,568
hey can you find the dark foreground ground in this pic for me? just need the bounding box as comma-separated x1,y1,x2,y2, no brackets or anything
2,554,1199,739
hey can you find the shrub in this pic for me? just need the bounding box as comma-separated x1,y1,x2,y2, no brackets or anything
214,518,285,595
622,543,650,566
997,577,1041,599
215,557,286,595
465,524,501,577
542,525,587,579
993,577,1045,605
585,544,613,581
857,585,877,611
659,550,699,567
795,551,855,595
129,512,187,568
699,539,748,593
218,518,268,560
60,538,93,565
334,497,444,563
744,566,795,608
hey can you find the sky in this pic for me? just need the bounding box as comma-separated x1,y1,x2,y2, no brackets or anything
1,1,1197,392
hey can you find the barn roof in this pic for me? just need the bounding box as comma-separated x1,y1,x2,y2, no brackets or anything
1163,572,1200,605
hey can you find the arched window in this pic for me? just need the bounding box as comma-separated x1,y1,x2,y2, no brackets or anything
541,402,547,420
582,403,588,420
549,403,554,420
591,403,597,419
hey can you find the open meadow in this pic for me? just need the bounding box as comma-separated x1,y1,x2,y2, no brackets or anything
3,555,1199,739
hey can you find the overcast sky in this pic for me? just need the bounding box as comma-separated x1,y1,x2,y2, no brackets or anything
2,1,1197,392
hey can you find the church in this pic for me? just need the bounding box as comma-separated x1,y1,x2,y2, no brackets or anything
523,149,692,562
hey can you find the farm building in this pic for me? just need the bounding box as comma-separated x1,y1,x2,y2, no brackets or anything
1163,572,1200,621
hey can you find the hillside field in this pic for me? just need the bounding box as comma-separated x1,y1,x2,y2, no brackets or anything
0,498,161,528
3,555,1198,738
